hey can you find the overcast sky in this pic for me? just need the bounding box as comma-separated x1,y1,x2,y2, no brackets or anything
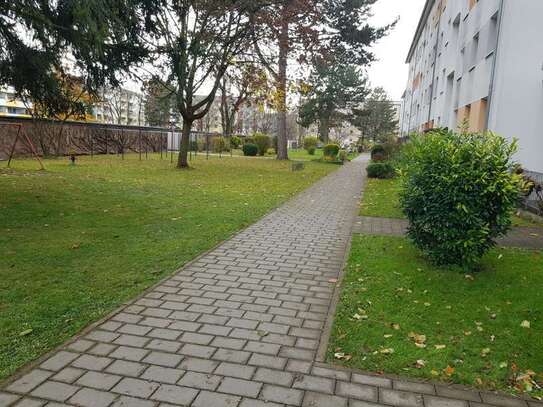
366,0,427,101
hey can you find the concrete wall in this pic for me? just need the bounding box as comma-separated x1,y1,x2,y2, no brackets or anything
488,0,543,173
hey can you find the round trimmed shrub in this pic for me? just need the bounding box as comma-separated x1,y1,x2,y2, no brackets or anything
253,133,271,156
230,135,242,149
323,144,340,158
399,130,521,267
242,143,258,156
366,162,395,179
338,150,348,162
303,136,319,153
371,145,386,161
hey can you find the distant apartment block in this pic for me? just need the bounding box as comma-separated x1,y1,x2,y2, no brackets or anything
400,0,543,173
0,86,31,117
93,88,146,126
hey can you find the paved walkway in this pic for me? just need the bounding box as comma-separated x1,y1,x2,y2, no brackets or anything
1,157,540,407
354,217,543,250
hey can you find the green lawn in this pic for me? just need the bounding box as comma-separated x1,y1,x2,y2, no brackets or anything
287,149,323,161
361,178,405,218
0,154,336,380
328,235,543,398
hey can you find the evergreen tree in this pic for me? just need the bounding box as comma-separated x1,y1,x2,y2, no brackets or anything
350,87,399,143
298,63,369,143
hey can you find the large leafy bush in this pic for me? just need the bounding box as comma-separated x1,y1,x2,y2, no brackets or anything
303,136,319,154
399,130,521,267
253,133,271,156
367,162,395,179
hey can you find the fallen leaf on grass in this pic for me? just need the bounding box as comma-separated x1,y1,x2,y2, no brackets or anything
384,334,393,339
19,329,33,336
391,323,401,330
435,344,446,350
481,348,491,357
443,366,455,376
521,320,531,329
380,348,394,354
465,274,475,281
415,360,426,368
334,352,352,361
499,362,508,369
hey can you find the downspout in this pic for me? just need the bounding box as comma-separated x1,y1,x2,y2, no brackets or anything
427,1,444,127
485,0,506,130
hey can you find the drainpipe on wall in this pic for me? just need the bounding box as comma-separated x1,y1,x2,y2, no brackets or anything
485,0,506,130
427,1,444,127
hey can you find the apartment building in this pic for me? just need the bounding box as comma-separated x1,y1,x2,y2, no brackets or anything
0,86,31,117
93,88,146,126
400,0,543,173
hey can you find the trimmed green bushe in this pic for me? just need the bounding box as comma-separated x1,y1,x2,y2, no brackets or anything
242,143,258,156
399,130,522,267
253,133,271,156
323,143,340,158
366,162,395,179
303,136,319,155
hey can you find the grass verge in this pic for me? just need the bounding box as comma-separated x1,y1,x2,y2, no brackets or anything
0,153,336,380
328,235,543,398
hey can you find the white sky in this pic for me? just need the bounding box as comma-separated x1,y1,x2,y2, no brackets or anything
366,0,427,101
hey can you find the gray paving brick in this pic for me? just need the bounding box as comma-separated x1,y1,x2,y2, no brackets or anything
151,384,198,405
192,391,241,407
145,339,182,353
292,375,334,394
254,368,295,387
380,389,424,407
69,387,117,407
436,386,482,402
76,371,122,390
215,362,256,380
336,381,378,401
261,384,304,406
480,394,528,407
7,370,53,393
12,398,45,407
51,367,86,384
30,381,79,402
0,393,19,405
286,360,313,374
311,366,350,381
352,373,392,388
180,332,214,345
218,377,262,398
142,351,183,368
109,345,149,361
67,339,95,353
178,372,222,390
248,354,287,370
180,343,216,359
394,380,436,395
41,352,80,372
239,399,284,407
179,357,219,373
111,395,155,407
111,377,159,398
302,391,348,407
105,360,146,377
213,348,252,364
425,396,470,407
141,365,184,384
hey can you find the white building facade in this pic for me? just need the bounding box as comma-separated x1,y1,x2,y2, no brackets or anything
400,0,543,173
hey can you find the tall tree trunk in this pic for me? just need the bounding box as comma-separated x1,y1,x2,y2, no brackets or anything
177,119,192,168
320,116,330,144
276,5,289,160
